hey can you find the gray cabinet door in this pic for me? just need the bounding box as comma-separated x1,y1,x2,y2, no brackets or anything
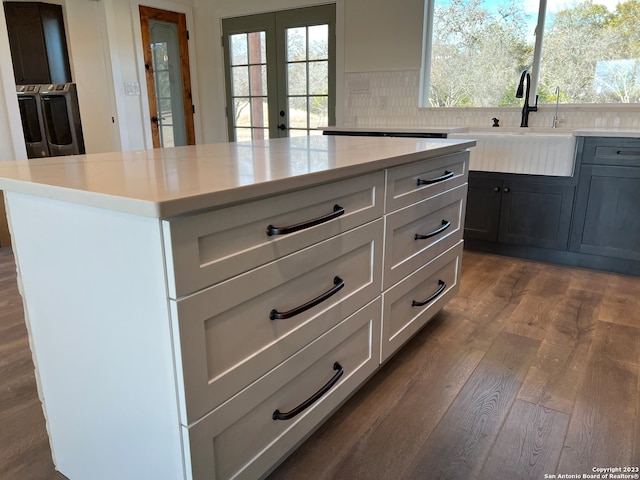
464,175,502,241
465,173,574,250
498,180,574,250
570,165,640,261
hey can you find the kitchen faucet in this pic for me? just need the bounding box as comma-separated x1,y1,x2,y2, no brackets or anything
515,70,538,127
552,86,561,128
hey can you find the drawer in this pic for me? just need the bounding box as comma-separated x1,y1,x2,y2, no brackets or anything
381,241,463,363
184,298,381,480
383,183,466,289
385,151,469,213
589,140,640,166
163,171,385,298
171,220,383,424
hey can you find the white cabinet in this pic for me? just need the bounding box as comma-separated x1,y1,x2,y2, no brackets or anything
2,140,470,480
171,220,383,423
162,172,385,298
380,151,468,362
186,299,381,480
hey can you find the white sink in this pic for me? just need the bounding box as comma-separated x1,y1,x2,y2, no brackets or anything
449,128,577,176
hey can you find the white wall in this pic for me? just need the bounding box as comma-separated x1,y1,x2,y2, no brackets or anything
64,0,121,154
344,0,423,72
0,5,27,161
65,0,198,152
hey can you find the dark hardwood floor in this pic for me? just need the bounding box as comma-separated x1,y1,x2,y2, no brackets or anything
1,246,638,480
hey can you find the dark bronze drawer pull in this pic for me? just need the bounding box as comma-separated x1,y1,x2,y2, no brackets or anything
417,170,454,186
415,220,451,240
267,204,345,236
412,279,446,307
616,150,640,156
273,362,344,421
270,276,345,320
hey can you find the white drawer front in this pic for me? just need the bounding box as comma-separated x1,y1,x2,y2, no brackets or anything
385,151,469,213
171,220,383,424
381,241,463,363
163,172,385,298
383,183,466,289
184,299,381,480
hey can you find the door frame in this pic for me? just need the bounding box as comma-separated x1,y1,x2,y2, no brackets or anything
132,2,200,149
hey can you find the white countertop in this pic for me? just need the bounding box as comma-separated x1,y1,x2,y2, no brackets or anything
0,136,475,218
571,128,640,138
321,126,468,135
323,126,640,138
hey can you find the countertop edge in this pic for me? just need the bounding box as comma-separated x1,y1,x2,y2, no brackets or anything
157,140,475,218
0,139,475,219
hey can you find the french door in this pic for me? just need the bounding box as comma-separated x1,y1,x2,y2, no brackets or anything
222,5,335,142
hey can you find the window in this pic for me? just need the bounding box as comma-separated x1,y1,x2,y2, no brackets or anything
420,0,640,107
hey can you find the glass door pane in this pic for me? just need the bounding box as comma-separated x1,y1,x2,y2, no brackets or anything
229,31,269,142
149,19,186,147
285,24,329,137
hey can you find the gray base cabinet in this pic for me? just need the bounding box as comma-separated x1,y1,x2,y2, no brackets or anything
569,138,640,262
465,172,574,250
465,137,640,277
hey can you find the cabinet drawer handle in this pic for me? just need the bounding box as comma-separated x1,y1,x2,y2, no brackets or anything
415,220,451,240
270,276,345,320
266,204,345,236
273,362,344,421
411,279,446,307
417,170,454,186
616,150,640,156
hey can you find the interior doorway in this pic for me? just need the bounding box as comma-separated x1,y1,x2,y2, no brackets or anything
139,6,195,148
222,5,336,142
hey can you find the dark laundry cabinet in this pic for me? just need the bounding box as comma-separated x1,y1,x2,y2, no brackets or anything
3,2,72,85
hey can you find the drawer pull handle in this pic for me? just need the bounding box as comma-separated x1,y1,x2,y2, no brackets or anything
412,279,446,307
616,150,640,156
270,276,345,320
273,362,344,421
415,220,451,240
417,170,454,186
266,204,345,236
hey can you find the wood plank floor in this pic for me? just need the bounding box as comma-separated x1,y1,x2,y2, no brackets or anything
0,246,638,480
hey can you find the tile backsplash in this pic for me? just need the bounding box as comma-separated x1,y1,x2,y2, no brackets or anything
344,70,640,129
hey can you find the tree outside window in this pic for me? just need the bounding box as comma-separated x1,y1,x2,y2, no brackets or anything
421,0,640,107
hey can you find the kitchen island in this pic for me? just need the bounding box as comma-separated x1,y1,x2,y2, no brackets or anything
0,135,474,480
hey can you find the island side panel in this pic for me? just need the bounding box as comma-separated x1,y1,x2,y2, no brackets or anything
5,192,185,480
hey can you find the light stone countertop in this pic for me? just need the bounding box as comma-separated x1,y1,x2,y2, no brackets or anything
320,126,468,135
0,136,475,219
323,126,640,138
571,128,640,138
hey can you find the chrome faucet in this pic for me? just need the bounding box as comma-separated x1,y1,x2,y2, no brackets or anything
552,86,561,128
515,70,538,127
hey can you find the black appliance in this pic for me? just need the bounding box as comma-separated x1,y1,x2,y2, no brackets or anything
39,83,85,156
16,84,50,158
